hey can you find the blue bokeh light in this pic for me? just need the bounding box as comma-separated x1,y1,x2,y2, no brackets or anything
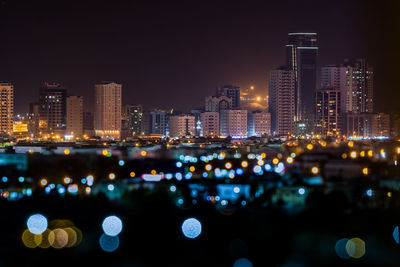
181,218,202,239
393,226,399,244
233,258,253,267
102,215,123,236
99,233,120,252
2,176,7,182
335,238,350,259
27,214,48,235
118,160,125,166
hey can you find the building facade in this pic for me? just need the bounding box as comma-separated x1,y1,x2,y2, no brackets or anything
248,110,271,137
315,88,341,136
39,82,67,135
149,109,168,137
122,104,143,138
205,95,232,112
0,83,14,136
346,112,390,138
94,82,122,139
169,114,195,138
220,109,247,138
217,85,241,108
66,96,83,138
286,33,318,129
200,112,219,137
269,68,295,136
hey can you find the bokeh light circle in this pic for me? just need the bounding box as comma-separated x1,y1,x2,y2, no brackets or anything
335,238,350,259
27,214,48,235
99,233,120,252
21,229,42,248
345,237,365,259
48,228,69,249
393,226,399,244
181,218,202,239
233,258,253,267
102,215,123,236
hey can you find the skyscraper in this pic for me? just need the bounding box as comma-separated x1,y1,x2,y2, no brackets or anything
321,59,374,115
269,68,295,136
286,33,318,130
217,85,241,108
122,104,143,137
39,82,67,135
94,82,122,139
0,82,14,136
28,103,40,138
66,96,83,138
315,88,341,136
345,59,374,113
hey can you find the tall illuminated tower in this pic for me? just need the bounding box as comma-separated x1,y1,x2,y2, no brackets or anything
94,82,122,139
0,82,14,136
286,32,318,131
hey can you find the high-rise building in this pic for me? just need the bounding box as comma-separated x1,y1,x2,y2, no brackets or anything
205,95,232,112
94,82,122,139
269,68,295,136
321,59,374,114
169,114,195,138
346,112,389,138
217,85,241,108
39,82,67,135
0,83,14,136
122,104,143,137
28,103,40,138
66,96,83,138
83,112,94,137
345,59,374,113
248,110,271,137
315,88,341,136
220,109,247,138
321,65,347,115
201,112,219,137
286,33,318,129
149,109,168,137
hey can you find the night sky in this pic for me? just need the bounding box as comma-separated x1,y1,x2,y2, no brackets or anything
0,0,398,114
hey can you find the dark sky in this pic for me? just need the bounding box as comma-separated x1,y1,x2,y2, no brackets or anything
0,0,398,114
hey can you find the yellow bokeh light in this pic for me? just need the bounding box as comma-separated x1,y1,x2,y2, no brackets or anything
257,160,264,166
360,151,365,157
22,229,42,248
205,164,212,171
102,149,108,156
348,141,354,148
350,151,357,159
261,153,266,158
306,144,313,150
362,167,369,175
130,171,135,178
140,150,147,157
108,173,116,180
311,166,319,175
64,149,70,155
367,150,373,157
397,147,400,154
272,158,279,165
345,237,365,259
48,228,69,249
40,178,48,187
241,161,248,168
388,192,392,198
286,157,294,164
63,177,71,184
189,166,195,172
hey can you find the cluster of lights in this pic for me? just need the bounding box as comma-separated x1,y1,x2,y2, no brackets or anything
23,214,82,249
335,237,366,259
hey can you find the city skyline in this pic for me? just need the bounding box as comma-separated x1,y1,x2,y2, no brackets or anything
0,0,396,114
